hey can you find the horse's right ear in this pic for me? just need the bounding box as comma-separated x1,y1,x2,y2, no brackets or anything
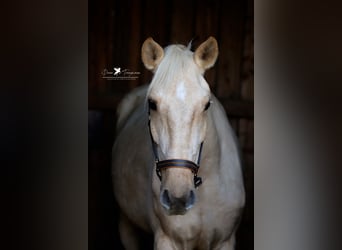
141,37,164,71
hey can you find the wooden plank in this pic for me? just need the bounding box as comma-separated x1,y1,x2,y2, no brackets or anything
139,0,170,86
240,0,254,101
170,0,196,44
89,0,108,96
88,0,97,96
194,0,220,91
127,0,143,90
104,0,115,95
216,0,246,99
141,0,170,44
220,99,254,119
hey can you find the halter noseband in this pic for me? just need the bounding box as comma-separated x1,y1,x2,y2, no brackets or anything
148,118,203,188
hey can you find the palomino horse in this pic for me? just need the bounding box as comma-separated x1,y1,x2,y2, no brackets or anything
112,37,245,250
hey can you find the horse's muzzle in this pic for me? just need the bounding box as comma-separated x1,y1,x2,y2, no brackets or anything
160,189,195,215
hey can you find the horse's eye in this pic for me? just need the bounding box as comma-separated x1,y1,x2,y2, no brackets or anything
148,99,157,111
204,101,211,111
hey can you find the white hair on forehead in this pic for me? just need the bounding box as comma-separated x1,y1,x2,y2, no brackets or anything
147,44,207,98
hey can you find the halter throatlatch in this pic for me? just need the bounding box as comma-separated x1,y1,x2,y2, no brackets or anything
148,119,203,188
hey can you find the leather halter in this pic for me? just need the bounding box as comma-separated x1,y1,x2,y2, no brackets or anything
148,116,203,188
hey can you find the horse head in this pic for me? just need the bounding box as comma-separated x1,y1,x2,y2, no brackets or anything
142,37,218,215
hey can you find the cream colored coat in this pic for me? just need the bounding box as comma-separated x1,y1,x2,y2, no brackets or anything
112,37,245,250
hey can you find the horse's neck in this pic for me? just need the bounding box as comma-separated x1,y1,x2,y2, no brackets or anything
203,97,243,182
200,108,221,176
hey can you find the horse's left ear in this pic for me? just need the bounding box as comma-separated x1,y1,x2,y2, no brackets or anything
194,36,219,71
141,37,164,72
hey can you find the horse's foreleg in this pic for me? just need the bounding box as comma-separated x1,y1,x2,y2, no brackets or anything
154,229,175,250
118,213,140,250
216,233,236,250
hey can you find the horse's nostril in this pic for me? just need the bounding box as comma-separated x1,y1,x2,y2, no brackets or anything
160,189,196,213
185,190,196,210
160,189,171,210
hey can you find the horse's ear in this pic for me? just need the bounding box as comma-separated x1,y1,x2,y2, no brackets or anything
141,37,164,71
194,36,219,71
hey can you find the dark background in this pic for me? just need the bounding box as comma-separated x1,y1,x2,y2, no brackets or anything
2,0,342,250
89,0,253,249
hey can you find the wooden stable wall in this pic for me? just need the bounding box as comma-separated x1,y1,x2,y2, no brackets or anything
89,0,253,249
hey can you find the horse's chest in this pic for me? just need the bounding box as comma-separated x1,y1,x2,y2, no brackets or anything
160,201,238,249
199,187,241,236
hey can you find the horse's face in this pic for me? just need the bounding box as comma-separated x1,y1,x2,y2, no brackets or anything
142,37,218,215
148,80,210,215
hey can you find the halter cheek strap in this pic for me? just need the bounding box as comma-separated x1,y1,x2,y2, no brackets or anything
148,119,203,188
